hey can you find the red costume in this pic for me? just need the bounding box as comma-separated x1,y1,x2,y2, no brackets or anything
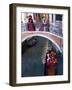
47,51,57,68
27,15,35,31
44,50,57,75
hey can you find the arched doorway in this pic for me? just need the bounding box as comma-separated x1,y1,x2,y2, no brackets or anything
21,35,63,77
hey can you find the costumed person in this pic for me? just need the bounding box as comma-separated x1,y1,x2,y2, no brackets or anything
27,15,35,31
44,51,51,75
48,50,57,75
39,14,49,31
44,50,57,75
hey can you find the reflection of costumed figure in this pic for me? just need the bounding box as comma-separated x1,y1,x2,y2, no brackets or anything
27,15,35,31
44,50,57,75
